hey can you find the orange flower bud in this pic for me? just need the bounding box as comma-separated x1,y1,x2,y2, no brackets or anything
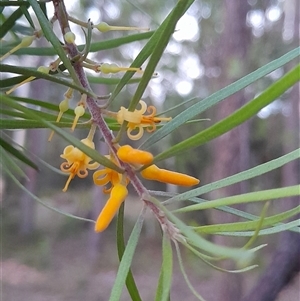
141,164,199,187
95,183,128,232
117,145,153,165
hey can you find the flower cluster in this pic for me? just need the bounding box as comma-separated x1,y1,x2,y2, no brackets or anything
60,140,199,232
116,100,172,140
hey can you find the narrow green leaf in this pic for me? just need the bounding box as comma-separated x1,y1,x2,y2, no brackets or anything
152,190,300,233
243,202,270,249
176,185,300,213
165,148,300,204
0,75,29,88
155,233,173,301
116,203,142,301
109,206,146,301
218,220,300,237
1,147,28,178
0,119,85,130
195,206,300,234
182,242,258,274
153,64,300,162
0,3,30,39
148,196,254,261
174,242,207,301
0,136,38,170
141,47,300,151
0,64,92,96
19,0,35,29
0,1,30,6
0,31,154,56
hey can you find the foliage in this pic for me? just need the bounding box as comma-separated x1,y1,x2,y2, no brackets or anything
1,1,299,300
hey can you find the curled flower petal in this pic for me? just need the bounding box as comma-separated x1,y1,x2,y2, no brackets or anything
141,164,199,187
93,169,111,186
127,126,144,141
60,136,99,191
117,145,153,165
95,183,128,232
93,157,123,193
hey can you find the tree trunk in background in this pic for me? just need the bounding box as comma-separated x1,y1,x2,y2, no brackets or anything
20,84,48,235
242,1,300,299
208,1,251,300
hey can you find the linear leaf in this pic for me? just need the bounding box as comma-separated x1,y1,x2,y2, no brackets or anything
218,220,300,237
0,31,154,56
0,136,38,170
109,206,146,301
153,64,300,162
0,64,92,96
141,47,300,151
116,203,142,301
0,3,30,39
155,233,173,301
148,196,253,261
195,206,300,234
176,185,300,213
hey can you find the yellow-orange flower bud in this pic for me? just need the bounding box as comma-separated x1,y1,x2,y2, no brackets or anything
95,183,128,232
141,164,199,187
117,145,153,165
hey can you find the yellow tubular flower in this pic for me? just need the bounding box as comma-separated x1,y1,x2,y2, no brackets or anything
117,145,153,165
97,63,143,74
141,164,200,187
60,137,99,192
117,100,172,140
95,183,128,232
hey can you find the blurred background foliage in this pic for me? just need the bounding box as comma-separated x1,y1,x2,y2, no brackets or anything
1,0,299,300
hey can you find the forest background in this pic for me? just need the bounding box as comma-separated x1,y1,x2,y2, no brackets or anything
1,0,299,301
